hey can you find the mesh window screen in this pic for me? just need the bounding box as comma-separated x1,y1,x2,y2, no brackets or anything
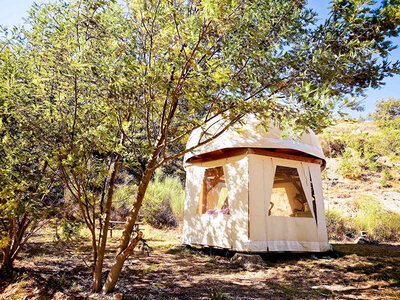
269,166,313,218
196,167,229,215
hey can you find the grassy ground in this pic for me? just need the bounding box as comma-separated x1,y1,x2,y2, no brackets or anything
1,225,399,299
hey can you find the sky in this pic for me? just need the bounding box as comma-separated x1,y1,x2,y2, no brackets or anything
0,0,399,119
308,0,400,118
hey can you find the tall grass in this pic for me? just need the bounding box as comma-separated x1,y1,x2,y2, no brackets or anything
326,197,400,242
354,198,400,241
146,169,185,219
326,208,356,241
112,185,137,220
112,170,185,227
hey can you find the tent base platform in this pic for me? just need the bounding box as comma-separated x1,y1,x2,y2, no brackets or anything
182,241,332,253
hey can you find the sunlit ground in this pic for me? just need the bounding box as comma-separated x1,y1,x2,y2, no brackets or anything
1,224,399,299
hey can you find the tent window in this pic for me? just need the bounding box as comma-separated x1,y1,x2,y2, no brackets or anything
269,166,312,218
196,166,230,215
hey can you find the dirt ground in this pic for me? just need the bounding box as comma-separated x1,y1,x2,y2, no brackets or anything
1,226,399,299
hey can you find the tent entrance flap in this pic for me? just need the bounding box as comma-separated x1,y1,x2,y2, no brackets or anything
269,166,313,218
265,159,319,247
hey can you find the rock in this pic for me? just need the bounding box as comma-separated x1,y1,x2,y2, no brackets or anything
355,237,368,244
170,244,188,251
230,253,264,270
53,291,73,300
113,293,123,300
322,256,335,260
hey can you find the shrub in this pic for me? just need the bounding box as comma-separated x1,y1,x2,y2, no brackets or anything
339,149,363,179
354,198,400,241
320,135,347,157
111,170,185,228
140,170,185,228
59,219,82,243
326,197,400,242
363,144,381,172
141,198,178,229
321,109,399,179
112,184,137,221
326,209,356,241
382,168,393,181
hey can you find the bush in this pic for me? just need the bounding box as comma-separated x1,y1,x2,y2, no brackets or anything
140,170,185,228
354,198,400,241
111,170,185,228
59,219,82,243
321,107,399,179
326,209,356,241
112,184,137,221
326,197,400,242
141,198,178,229
320,135,347,157
339,149,363,179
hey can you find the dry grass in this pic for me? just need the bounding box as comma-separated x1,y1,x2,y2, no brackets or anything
1,224,400,299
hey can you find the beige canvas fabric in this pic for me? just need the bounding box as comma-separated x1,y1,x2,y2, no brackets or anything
184,115,325,164
181,117,330,252
181,154,248,249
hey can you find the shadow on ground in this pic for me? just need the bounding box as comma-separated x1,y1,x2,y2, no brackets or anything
1,240,399,299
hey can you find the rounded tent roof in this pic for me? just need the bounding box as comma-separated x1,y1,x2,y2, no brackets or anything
184,116,325,164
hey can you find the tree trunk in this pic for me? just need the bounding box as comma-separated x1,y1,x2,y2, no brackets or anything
102,231,142,294
102,167,155,293
92,155,121,292
1,217,15,270
1,248,13,270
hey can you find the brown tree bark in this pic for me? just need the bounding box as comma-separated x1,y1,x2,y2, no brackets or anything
101,165,155,293
1,247,12,270
1,215,29,270
92,154,121,292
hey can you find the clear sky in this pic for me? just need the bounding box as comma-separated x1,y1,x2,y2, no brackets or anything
1,0,399,118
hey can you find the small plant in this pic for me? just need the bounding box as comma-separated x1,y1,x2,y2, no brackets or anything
59,219,82,243
382,169,393,181
380,178,388,187
363,144,381,171
209,289,232,300
339,149,363,179
380,168,393,187
143,263,155,274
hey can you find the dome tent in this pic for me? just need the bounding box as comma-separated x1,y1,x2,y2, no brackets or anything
181,116,330,252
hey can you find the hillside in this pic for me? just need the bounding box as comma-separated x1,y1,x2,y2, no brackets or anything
319,117,400,242
321,121,400,213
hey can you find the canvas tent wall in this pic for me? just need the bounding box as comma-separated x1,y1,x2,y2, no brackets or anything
181,117,330,252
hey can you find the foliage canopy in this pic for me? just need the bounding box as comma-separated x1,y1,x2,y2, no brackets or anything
1,0,400,292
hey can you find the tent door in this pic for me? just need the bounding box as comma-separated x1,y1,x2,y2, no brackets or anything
265,158,319,251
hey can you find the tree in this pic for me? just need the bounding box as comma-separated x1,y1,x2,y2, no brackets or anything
372,97,400,121
3,0,400,293
0,29,58,270
102,0,400,292
14,0,136,291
